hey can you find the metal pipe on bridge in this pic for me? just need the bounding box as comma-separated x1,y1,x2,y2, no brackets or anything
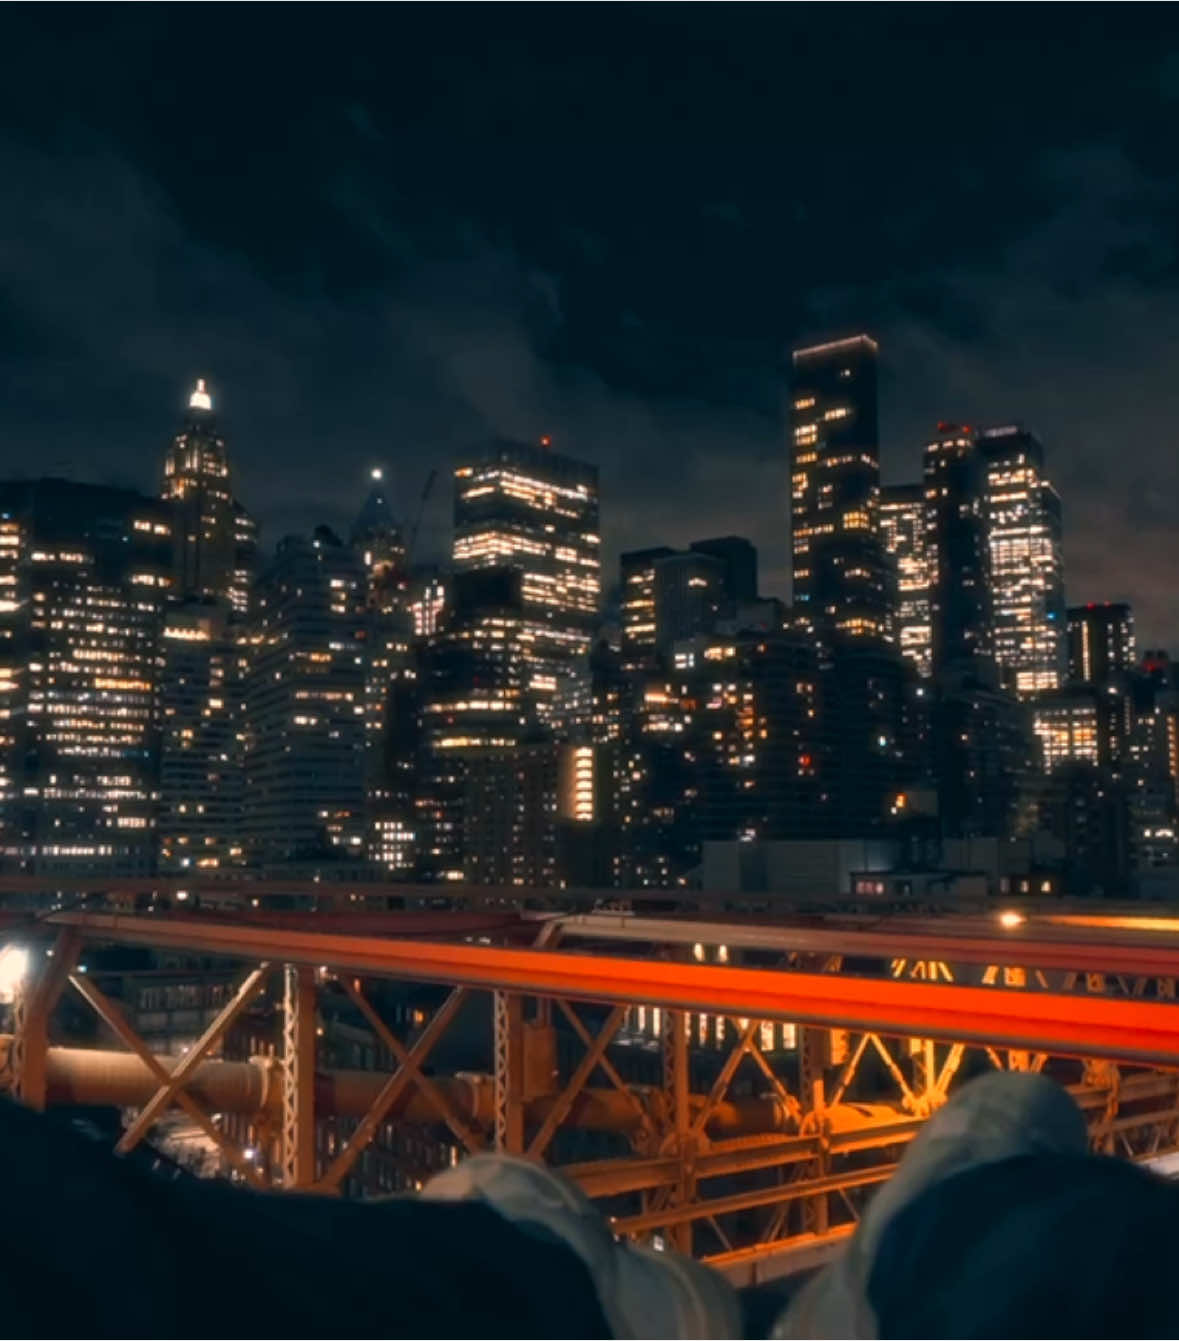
0,1037,803,1136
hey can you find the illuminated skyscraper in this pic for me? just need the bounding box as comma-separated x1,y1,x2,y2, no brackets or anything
620,538,759,670
979,426,1065,696
1032,681,1132,777
790,335,891,639
452,438,600,729
414,568,533,881
879,483,932,677
351,470,416,874
620,547,675,669
158,601,245,873
163,379,257,617
1067,603,1135,685
409,568,447,639
0,480,173,874
241,529,368,871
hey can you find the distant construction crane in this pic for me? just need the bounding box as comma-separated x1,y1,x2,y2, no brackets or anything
406,467,437,564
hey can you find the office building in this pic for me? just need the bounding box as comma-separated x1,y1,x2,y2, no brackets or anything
652,550,727,652
689,536,758,605
410,568,447,639
790,335,891,639
452,437,600,730
460,739,560,887
414,568,533,881
157,601,245,873
933,667,1038,839
609,672,697,888
923,423,991,674
980,426,1065,696
879,483,932,677
686,629,829,846
241,529,368,870
619,547,675,669
352,471,417,875
1032,683,1131,775
0,480,173,875
162,379,257,616
825,637,919,837
1068,603,1135,685
1036,761,1132,897
620,539,760,669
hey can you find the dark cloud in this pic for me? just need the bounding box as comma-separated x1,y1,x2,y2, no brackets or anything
1,9,1179,643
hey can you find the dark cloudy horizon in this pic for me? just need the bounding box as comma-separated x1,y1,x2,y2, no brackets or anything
3,8,1179,644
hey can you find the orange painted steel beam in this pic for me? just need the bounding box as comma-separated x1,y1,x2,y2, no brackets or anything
33,911,1179,1066
12,895,1179,977
555,914,1179,979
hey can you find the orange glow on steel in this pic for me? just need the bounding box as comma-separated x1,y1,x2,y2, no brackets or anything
42,912,1179,1067
1043,914,1179,935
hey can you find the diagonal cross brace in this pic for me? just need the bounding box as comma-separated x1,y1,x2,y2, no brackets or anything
115,964,271,1156
69,972,264,1187
528,1004,628,1159
339,976,483,1154
317,986,469,1190
557,998,654,1142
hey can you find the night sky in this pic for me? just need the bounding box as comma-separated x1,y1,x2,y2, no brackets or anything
3,8,1179,644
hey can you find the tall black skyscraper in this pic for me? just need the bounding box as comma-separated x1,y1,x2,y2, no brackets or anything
351,469,416,874
242,529,368,871
923,423,991,674
790,335,891,640
689,536,758,606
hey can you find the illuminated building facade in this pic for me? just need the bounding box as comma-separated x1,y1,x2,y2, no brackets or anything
620,538,759,670
1068,603,1135,686
980,426,1065,696
414,569,532,881
352,471,417,874
620,547,675,668
162,380,257,616
459,740,560,886
409,568,447,639
825,637,919,837
923,423,991,674
879,483,932,678
452,438,600,730
242,529,368,870
609,672,696,888
0,480,172,874
1031,685,1131,773
685,630,828,846
790,335,891,640
157,601,245,873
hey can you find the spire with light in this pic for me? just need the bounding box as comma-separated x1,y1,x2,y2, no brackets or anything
188,378,213,412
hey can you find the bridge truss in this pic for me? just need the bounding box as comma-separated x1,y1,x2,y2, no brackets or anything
4,898,1179,1284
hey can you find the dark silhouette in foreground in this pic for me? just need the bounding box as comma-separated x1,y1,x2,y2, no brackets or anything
4,1072,1179,1338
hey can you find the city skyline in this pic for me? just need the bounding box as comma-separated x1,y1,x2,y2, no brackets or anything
7,363,1163,659
2,11,1178,648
